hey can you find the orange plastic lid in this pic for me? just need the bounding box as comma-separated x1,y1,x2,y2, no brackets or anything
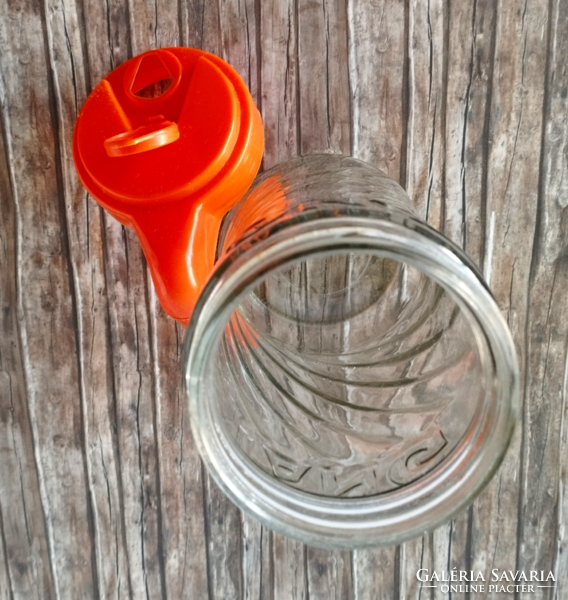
73,48,264,324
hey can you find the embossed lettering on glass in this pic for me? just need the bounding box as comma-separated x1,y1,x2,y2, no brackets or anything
185,155,519,548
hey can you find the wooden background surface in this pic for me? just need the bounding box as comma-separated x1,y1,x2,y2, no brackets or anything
0,0,567,598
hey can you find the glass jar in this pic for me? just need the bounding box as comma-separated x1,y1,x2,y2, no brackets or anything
73,49,519,549
184,154,519,549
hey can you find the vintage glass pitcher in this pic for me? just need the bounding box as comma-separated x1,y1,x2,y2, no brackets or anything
73,47,519,548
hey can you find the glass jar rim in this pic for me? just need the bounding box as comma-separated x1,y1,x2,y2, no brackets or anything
184,205,520,549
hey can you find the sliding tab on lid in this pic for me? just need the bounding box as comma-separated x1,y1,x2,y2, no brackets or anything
73,48,264,324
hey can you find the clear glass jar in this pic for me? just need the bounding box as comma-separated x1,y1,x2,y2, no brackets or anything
184,154,519,549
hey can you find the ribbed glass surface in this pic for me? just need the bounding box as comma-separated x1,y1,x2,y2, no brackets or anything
204,156,485,498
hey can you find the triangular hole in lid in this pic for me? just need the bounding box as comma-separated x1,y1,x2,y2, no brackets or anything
131,53,173,98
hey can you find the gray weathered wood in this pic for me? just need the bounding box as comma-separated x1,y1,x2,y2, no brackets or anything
0,0,566,598
469,5,551,600
520,2,568,599
0,2,96,599
348,2,406,595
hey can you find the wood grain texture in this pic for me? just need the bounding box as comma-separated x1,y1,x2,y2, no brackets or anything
0,0,566,598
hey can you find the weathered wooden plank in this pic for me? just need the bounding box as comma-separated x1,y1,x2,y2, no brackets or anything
217,0,260,101
399,538,428,600
469,1,550,598
80,1,170,598
127,0,179,53
460,0,497,271
0,507,10,600
200,1,223,58
438,1,498,597
348,0,406,180
42,0,132,596
149,299,210,600
81,0,131,77
242,515,273,600
256,3,310,599
444,0,477,248
398,0,447,596
404,0,445,229
203,474,243,600
347,2,406,597
130,3,214,599
306,547,352,600
104,214,165,600
0,0,98,598
0,63,56,600
297,0,351,155
519,0,568,597
272,535,307,600
177,3,261,599
353,547,396,600
210,3,278,598
429,1,484,597
260,0,300,168
295,1,354,598
179,0,206,49
80,2,166,595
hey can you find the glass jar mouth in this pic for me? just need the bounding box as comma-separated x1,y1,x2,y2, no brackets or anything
184,206,519,549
